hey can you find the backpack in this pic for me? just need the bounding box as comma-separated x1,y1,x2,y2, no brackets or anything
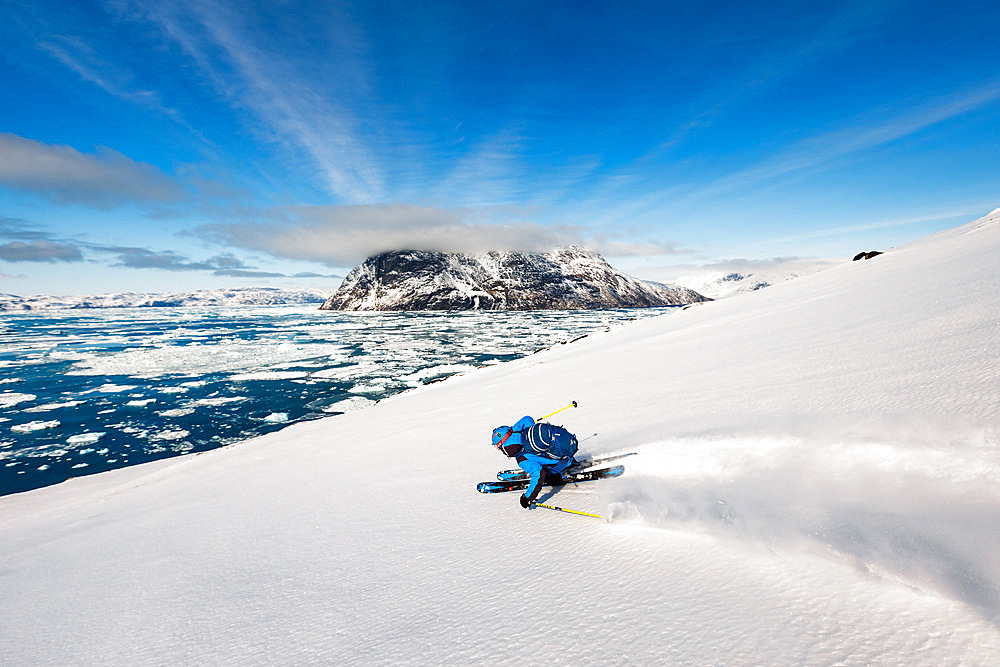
521,422,578,461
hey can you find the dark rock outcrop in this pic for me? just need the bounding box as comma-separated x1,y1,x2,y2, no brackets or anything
320,247,707,311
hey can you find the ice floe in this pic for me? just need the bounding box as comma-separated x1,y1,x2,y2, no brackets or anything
66,433,106,445
191,396,248,406
149,430,189,442
1,393,36,408
125,399,157,407
11,420,60,433
26,400,84,412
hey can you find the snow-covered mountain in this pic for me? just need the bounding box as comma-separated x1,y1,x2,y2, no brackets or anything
0,287,330,311
672,262,836,299
2,208,1000,664
672,271,774,299
321,246,707,310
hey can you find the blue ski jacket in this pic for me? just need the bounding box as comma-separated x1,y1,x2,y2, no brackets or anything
501,415,575,502
519,452,573,502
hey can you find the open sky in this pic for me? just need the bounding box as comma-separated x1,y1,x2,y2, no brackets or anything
1,0,999,296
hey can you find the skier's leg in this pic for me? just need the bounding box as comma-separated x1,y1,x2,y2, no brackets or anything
543,468,567,486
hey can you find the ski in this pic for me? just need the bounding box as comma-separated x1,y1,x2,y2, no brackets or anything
496,452,635,481
478,464,625,494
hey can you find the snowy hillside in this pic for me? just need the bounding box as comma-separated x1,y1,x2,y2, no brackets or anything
322,246,706,310
0,287,330,310
2,209,1000,664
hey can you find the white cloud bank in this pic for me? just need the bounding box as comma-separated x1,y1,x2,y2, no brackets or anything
197,203,682,266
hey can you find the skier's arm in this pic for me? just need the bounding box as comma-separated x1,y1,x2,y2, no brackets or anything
524,467,545,503
518,457,545,503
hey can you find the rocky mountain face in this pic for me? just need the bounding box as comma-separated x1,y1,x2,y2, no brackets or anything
320,247,708,311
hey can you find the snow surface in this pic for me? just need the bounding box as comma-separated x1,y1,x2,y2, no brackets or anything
1,209,999,664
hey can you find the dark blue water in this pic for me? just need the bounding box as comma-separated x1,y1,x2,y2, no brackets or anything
1,305,673,495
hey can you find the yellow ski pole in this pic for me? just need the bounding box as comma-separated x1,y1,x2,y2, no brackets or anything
532,501,604,520
538,400,577,422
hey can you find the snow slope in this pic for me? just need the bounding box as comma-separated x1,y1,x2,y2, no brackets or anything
2,209,999,664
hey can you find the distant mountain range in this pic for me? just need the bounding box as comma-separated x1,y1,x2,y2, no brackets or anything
320,247,707,311
671,272,774,300
672,263,836,300
0,287,330,311
1,256,832,313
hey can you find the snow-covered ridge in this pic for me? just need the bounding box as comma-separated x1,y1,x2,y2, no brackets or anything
322,246,707,310
672,271,774,299
672,260,839,299
0,287,330,311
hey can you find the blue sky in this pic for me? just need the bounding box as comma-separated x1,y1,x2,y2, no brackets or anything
1,0,999,295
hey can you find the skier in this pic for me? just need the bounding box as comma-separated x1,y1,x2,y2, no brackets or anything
491,415,578,509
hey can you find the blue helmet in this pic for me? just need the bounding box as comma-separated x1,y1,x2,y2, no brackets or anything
493,425,524,457
491,426,510,448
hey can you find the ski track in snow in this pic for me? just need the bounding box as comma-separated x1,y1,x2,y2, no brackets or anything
600,427,1000,621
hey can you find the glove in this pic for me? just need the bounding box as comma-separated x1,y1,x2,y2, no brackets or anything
519,494,532,509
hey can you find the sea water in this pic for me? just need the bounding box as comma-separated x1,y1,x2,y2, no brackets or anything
1,305,675,495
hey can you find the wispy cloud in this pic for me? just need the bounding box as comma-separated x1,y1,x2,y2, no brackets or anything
0,217,85,262
432,127,530,207
213,268,286,278
763,207,995,244
0,132,186,207
0,240,84,263
88,244,309,278
112,0,385,203
0,217,51,241
0,215,303,278
678,77,1000,205
37,33,190,125
555,4,995,231
98,246,257,274
664,0,893,148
